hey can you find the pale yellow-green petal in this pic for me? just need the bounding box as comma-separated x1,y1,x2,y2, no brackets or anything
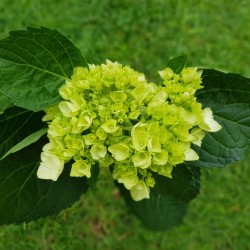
90,142,107,160
101,119,119,133
98,155,114,167
84,133,97,145
70,160,91,178
131,84,149,101
118,173,139,190
96,127,107,140
153,150,169,165
147,136,161,153
184,148,199,161
157,163,173,178
42,105,60,121
131,123,149,151
110,91,127,102
181,67,200,84
58,101,80,117
130,180,150,201
132,151,151,169
191,128,205,146
37,152,64,181
159,67,174,81
199,108,222,132
108,143,130,161
145,174,155,188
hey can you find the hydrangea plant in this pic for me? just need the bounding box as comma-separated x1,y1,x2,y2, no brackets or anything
37,60,221,201
0,27,249,231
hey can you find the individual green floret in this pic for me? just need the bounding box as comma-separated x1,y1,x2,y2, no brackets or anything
37,60,222,201
108,143,131,161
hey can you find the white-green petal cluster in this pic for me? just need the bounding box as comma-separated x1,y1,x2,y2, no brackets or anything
37,60,221,201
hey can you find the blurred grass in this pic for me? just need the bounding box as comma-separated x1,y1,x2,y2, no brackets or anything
0,0,250,249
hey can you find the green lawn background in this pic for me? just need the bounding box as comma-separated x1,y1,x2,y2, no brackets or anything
0,0,250,249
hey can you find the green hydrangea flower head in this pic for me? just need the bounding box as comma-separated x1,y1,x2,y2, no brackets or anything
37,60,221,201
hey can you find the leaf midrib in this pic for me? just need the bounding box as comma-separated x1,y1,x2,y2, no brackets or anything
0,113,34,155
215,114,250,130
197,88,250,96
0,57,65,80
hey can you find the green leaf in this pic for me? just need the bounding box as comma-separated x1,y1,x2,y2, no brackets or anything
0,139,88,225
0,107,45,158
0,26,87,112
191,69,250,168
0,128,47,160
0,91,14,113
166,55,187,74
119,165,200,231
89,163,100,191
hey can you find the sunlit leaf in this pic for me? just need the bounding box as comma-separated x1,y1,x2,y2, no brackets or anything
0,26,87,112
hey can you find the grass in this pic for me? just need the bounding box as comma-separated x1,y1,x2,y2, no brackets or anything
0,0,250,249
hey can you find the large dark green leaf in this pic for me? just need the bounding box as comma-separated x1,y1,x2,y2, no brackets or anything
0,107,45,158
0,139,88,225
166,55,187,74
192,69,250,168
0,26,87,112
89,163,100,191
119,165,200,231
0,91,14,113
0,128,47,160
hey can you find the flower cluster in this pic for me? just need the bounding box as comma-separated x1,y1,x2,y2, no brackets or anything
37,60,221,201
